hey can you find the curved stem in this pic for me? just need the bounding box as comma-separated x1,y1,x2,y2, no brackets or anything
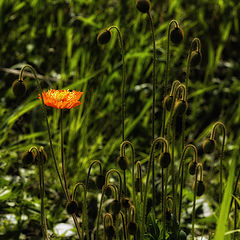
211,121,226,202
120,140,136,206
85,160,102,191
72,182,90,240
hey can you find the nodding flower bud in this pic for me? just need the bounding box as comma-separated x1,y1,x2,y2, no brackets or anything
111,199,121,215
188,161,197,175
202,138,216,154
174,99,188,116
193,180,205,197
163,95,173,111
179,230,187,240
159,152,171,168
127,222,138,235
105,225,116,239
120,197,131,209
190,50,202,66
96,174,105,190
12,79,27,98
170,26,184,45
66,200,78,215
21,150,35,166
117,156,128,170
136,0,151,13
135,177,141,192
166,208,172,222
38,146,47,164
97,29,112,45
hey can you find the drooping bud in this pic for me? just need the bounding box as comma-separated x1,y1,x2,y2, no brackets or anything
12,79,27,98
21,150,35,166
105,225,116,239
136,0,151,13
190,50,202,66
97,29,112,45
38,146,47,164
188,161,197,175
193,180,205,196
120,197,131,209
159,152,171,168
127,222,138,235
111,199,121,215
96,174,105,190
163,95,173,111
174,99,188,116
170,26,184,45
117,156,128,170
66,200,78,215
202,138,216,154
105,186,113,198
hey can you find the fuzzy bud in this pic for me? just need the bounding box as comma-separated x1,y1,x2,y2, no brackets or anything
111,199,121,215
202,138,216,154
170,26,184,45
117,156,128,170
163,95,173,111
188,161,197,175
105,225,115,239
120,197,131,209
97,29,111,45
12,79,27,98
66,200,78,215
159,152,171,168
190,50,202,66
21,150,35,166
136,0,151,13
37,146,47,164
96,174,105,190
105,186,112,197
127,222,138,235
174,99,188,116
193,180,205,196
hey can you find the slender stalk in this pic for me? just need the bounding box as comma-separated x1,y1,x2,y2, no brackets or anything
136,161,143,202
85,160,102,190
119,211,127,240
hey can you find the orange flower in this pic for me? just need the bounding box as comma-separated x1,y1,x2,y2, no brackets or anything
39,89,83,109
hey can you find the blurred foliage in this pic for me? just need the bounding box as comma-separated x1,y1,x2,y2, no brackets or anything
0,0,240,239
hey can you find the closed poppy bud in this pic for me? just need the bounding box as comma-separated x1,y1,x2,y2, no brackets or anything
136,0,151,13
174,99,188,116
135,177,141,192
66,200,78,215
190,50,202,66
120,197,131,209
22,150,35,166
38,146,47,164
202,138,216,154
170,26,184,45
159,152,171,168
12,79,27,98
111,199,121,215
193,180,205,196
97,29,112,45
96,174,105,190
105,225,115,239
188,161,197,175
179,230,187,240
163,95,173,111
117,156,128,170
127,222,138,235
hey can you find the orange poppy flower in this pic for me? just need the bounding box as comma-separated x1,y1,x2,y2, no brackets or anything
39,89,83,109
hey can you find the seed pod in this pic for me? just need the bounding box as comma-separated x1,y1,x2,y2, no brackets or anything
22,150,35,166
120,197,131,209
12,79,27,98
174,99,188,116
170,26,184,45
136,0,151,13
190,50,202,66
38,146,47,164
202,138,216,154
179,230,187,240
66,200,78,215
135,177,141,192
111,199,121,215
105,225,115,239
96,174,105,190
97,29,112,45
159,152,171,168
163,95,173,111
193,180,205,196
117,156,128,170
188,161,197,175
127,222,138,235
